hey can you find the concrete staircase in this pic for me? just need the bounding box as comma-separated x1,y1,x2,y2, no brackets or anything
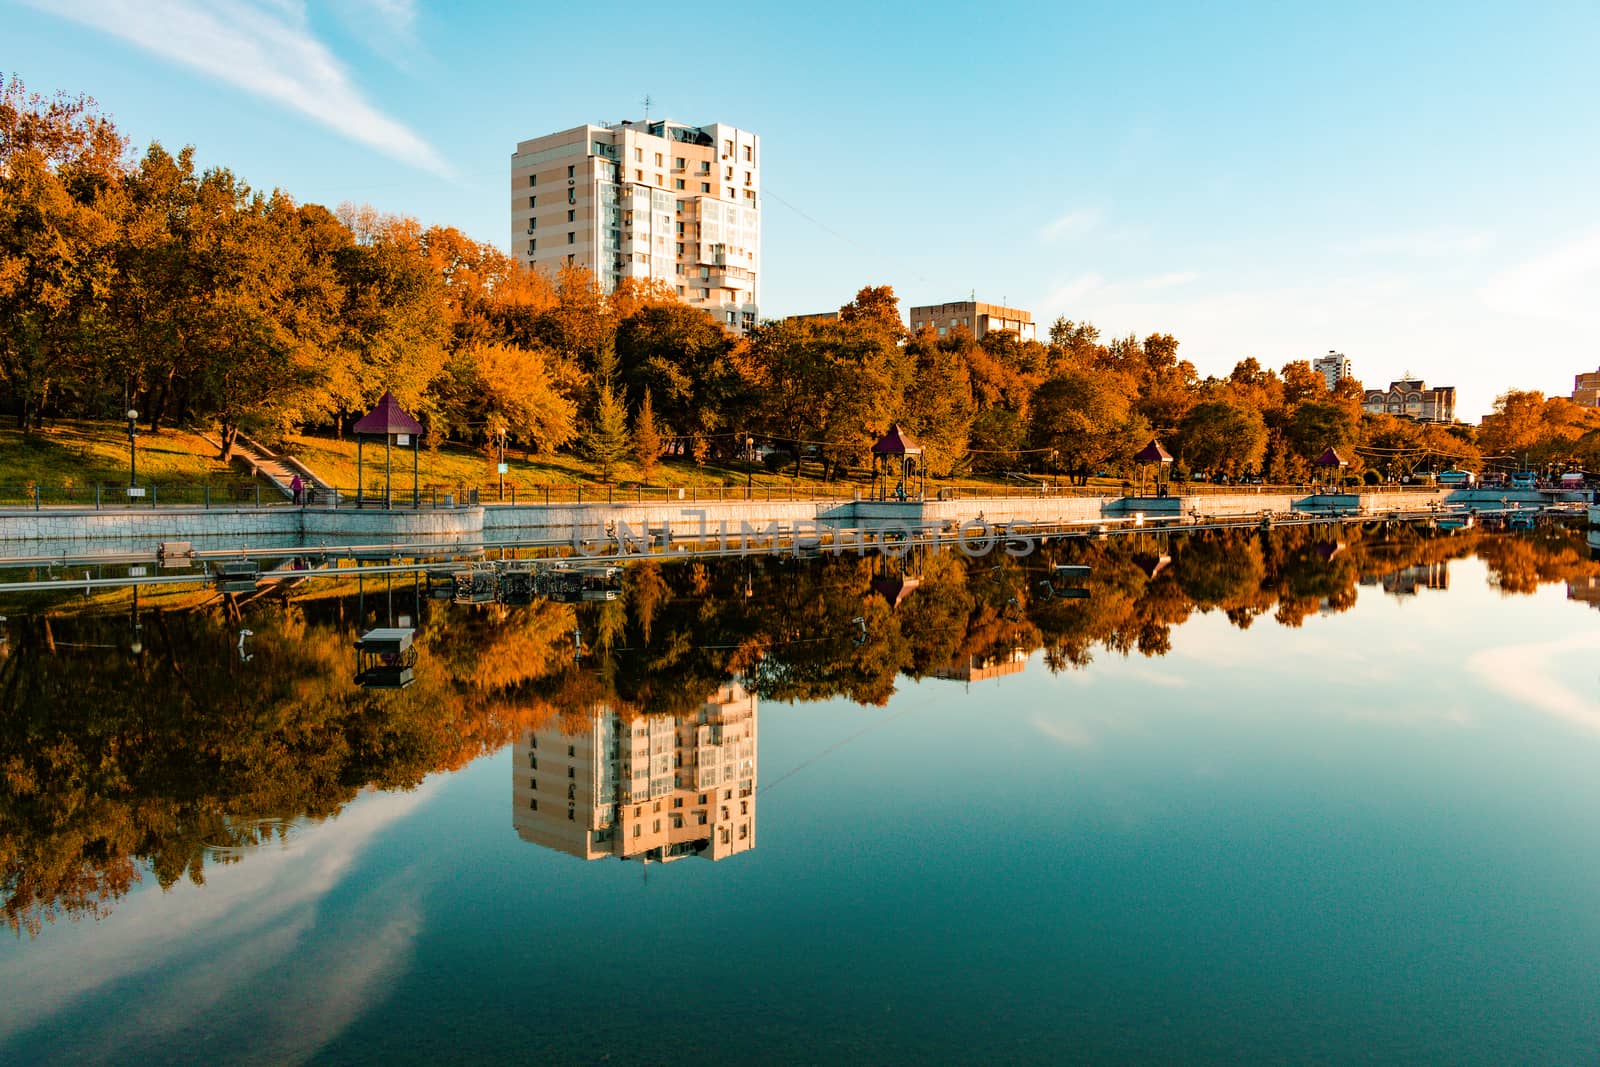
209,433,337,502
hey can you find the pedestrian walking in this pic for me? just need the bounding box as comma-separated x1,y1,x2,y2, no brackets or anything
290,474,304,506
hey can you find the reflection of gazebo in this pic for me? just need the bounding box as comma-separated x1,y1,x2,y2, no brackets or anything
871,423,926,502
1133,438,1174,496
1314,447,1349,489
354,391,423,508
354,627,417,690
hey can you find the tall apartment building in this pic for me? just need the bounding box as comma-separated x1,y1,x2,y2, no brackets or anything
908,300,1036,341
1573,368,1600,407
511,684,758,864
1313,351,1353,391
1361,378,1457,423
510,119,761,333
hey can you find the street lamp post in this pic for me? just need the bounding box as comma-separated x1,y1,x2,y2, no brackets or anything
126,408,139,498
497,428,507,502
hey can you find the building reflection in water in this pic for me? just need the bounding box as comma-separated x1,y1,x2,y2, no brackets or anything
512,683,757,863
1361,561,1451,597
934,648,1028,684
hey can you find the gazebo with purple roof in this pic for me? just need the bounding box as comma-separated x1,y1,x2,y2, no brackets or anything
353,390,424,508
871,423,925,502
1133,438,1173,496
1314,446,1349,490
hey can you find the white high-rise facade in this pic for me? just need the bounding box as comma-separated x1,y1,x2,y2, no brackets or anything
511,119,760,333
1313,351,1352,391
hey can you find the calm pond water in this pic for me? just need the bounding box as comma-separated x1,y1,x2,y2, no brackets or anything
1,525,1598,1064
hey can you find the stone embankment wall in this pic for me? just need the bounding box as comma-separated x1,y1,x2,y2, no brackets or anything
0,488,1523,556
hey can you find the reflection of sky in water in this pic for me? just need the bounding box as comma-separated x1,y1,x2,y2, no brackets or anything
3,558,1599,1064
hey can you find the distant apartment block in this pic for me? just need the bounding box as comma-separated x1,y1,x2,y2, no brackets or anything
511,119,760,333
1362,378,1456,422
511,684,757,864
1573,368,1600,407
909,300,1036,341
1313,351,1353,391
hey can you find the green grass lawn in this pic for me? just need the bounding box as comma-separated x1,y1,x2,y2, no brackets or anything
284,432,869,497
0,418,1139,505
0,420,261,501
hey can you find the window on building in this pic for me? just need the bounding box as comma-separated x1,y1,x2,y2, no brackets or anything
744,145,752,162
676,241,684,254
739,824,748,839
674,178,685,190
675,264,684,275
567,809,574,821
567,254,574,264
655,173,663,186
567,165,574,178
633,825,641,838
567,766,575,778
726,311,735,324
676,285,685,295
567,189,575,204
634,169,643,181
671,814,683,828
676,222,684,235
745,190,755,201
567,209,574,222
700,266,710,279
528,195,536,208
674,156,685,169
701,182,710,192
529,175,536,187
723,139,733,156
567,232,575,244
526,240,535,253
529,798,537,810
634,147,642,162
697,812,708,825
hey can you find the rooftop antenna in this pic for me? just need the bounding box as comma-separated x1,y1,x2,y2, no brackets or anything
642,94,653,122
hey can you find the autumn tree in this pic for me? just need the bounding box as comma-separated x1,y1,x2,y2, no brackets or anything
1026,366,1145,483
632,388,663,480
1175,399,1267,478
0,78,126,432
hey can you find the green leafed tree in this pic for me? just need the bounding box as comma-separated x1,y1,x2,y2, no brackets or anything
582,375,629,482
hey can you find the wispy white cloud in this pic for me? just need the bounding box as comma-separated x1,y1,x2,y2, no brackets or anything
1467,631,1600,733
0,784,434,1057
1478,226,1600,325
1040,208,1101,242
29,0,448,177
331,0,423,68
1337,229,1494,259
1134,271,1200,290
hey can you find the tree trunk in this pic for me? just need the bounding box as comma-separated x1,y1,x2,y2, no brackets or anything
218,422,238,461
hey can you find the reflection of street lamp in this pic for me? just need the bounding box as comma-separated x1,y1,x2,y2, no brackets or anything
126,408,139,495
129,585,143,656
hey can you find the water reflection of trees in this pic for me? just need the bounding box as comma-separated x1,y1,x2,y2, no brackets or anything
2,525,1596,934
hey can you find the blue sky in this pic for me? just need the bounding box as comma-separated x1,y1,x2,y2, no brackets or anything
8,0,1599,420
